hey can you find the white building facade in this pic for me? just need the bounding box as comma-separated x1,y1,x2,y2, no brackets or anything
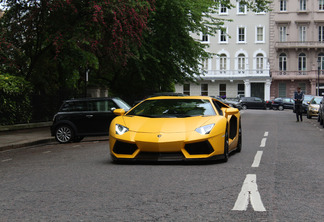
175,1,271,100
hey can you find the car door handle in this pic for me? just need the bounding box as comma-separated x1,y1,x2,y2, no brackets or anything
86,115,93,118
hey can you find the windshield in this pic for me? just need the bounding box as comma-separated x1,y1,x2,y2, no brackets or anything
127,99,216,118
311,97,322,104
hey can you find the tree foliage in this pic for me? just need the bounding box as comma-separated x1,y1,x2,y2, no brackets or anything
0,73,32,125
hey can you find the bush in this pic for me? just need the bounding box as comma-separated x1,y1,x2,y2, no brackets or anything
0,73,32,125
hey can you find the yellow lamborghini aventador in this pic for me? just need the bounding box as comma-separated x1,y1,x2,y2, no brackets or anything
109,96,241,162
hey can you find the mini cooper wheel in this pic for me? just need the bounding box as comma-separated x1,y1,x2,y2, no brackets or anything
55,125,74,143
242,105,247,110
278,105,284,111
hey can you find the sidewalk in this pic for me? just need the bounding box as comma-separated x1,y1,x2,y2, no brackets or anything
0,122,54,152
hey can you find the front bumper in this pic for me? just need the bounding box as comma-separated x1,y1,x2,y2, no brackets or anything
109,131,225,161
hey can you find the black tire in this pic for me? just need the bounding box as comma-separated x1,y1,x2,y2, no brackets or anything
278,105,284,111
236,123,242,153
55,125,74,143
223,129,229,162
242,105,247,110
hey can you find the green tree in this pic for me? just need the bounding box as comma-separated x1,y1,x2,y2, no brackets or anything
0,0,155,121
104,0,270,102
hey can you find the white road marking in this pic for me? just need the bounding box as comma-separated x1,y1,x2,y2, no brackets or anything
260,138,267,147
232,174,266,212
264,132,269,137
1,158,12,162
251,151,263,168
43,151,51,154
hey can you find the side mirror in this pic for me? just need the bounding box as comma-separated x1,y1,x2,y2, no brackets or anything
113,108,126,116
225,108,239,117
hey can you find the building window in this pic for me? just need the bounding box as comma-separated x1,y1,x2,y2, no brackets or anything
219,84,226,97
238,54,245,73
318,53,324,73
220,54,227,73
201,59,208,72
201,32,208,42
183,84,190,96
320,0,324,10
256,53,264,74
278,83,286,97
298,53,306,75
299,26,306,42
279,53,287,75
280,0,287,11
279,26,287,42
238,27,246,43
220,4,228,14
319,26,324,42
300,0,306,11
237,1,247,14
238,84,245,96
201,84,208,96
256,26,265,43
219,27,228,43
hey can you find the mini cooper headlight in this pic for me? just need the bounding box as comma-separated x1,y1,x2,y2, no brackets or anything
115,124,129,135
195,124,215,135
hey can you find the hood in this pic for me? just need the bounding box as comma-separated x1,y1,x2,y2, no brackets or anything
121,116,219,133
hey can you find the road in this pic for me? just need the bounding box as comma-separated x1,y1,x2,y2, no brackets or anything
1,110,324,222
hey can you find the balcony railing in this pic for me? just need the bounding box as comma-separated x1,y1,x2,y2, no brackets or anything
200,69,270,79
271,70,324,80
275,41,324,50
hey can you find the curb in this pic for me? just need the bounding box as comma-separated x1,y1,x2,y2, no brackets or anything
0,138,56,152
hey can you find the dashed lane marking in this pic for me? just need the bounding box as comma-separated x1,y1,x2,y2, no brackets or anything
1,158,12,162
260,138,267,147
251,151,263,168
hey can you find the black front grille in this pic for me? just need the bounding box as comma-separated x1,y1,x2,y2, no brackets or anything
135,152,185,161
184,141,214,155
113,141,138,155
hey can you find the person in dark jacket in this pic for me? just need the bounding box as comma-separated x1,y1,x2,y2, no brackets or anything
294,87,304,122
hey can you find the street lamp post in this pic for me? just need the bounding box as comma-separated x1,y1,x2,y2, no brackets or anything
317,58,321,96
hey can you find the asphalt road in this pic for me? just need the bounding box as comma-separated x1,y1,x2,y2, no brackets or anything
1,109,323,222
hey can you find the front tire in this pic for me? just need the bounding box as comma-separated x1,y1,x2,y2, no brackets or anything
278,105,284,111
55,125,74,143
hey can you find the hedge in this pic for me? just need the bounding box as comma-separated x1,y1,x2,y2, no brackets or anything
0,73,32,125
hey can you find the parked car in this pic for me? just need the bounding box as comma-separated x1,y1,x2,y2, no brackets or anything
306,96,322,119
318,96,324,127
271,97,294,110
215,97,242,110
239,97,266,110
51,97,131,143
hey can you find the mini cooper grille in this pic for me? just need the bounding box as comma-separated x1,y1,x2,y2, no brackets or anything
113,141,138,155
185,141,214,155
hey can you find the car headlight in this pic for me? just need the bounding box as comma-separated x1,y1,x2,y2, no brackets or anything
115,124,129,135
195,124,215,135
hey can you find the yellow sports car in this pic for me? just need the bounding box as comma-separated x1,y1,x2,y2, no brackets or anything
109,96,242,162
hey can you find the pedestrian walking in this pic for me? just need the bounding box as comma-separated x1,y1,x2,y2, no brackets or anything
294,87,304,122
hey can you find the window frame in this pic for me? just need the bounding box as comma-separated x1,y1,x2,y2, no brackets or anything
237,27,247,43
